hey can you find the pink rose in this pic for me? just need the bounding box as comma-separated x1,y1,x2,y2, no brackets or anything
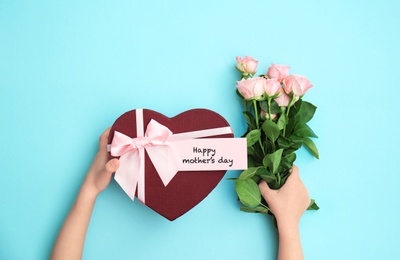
274,88,291,107
236,56,258,76
236,77,267,100
264,78,281,97
267,64,290,82
283,74,313,96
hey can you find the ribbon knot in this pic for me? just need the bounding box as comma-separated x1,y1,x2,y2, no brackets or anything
110,118,177,203
111,119,173,156
131,136,150,149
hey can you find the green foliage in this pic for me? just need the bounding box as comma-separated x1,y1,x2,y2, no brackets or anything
234,73,320,217
235,179,261,207
277,113,288,130
260,100,280,114
295,101,317,123
240,206,270,214
246,129,261,147
262,120,280,143
243,111,256,130
263,149,283,174
303,137,319,159
238,167,259,180
308,199,320,210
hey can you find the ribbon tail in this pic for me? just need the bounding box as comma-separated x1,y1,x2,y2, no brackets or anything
146,145,180,186
114,151,141,200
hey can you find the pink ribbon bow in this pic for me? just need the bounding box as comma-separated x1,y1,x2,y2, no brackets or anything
110,119,180,203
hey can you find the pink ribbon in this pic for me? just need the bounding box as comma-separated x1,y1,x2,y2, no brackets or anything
109,109,233,203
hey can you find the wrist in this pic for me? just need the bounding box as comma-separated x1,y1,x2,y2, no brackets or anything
275,216,304,260
79,182,100,202
276,217,299,234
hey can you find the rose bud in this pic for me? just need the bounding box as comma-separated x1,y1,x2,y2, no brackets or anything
236,56,258,76
260,110,277,120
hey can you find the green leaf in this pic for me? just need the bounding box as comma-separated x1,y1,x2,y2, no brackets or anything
261,120,280,143
277,136,293,149
282,147,300,156
256,167,276,182
285,119,295,137
280,153,296,170
303,137,319,159
277,113,288,130
247,156,257,167
251,175,261,183
235,179,261,207
260,174,276,183
255,167,271,175
278,172,290,188
259,100,269,112
294,122,318,138
243,111,255,129
238,167,259,180
289,99,302,118
246,129,261,147
285,101,301,136
262,149,283,174
270,149,283,173
270,100,281,114
247,145,257,157
259,100,280,115
285,153,296,165
240,206,270,214
308,199,320,210
288,135,304,149
295,101,317,123
266,179,280,190
262,155,271,169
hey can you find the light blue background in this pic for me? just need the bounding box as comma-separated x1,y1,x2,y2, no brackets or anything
1,1,399,259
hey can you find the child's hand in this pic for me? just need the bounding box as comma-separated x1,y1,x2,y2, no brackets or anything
82,128,120,197
259,165,310,226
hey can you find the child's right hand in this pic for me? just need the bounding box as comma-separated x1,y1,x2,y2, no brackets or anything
258,165,310,226
81,128,120,198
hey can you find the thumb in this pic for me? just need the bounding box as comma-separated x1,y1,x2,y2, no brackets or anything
104,158,120,174
258,180,274,198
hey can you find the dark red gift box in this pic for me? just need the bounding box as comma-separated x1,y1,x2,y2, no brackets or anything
108,108,235,221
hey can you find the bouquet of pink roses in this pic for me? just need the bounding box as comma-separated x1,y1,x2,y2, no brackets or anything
234,56,319,216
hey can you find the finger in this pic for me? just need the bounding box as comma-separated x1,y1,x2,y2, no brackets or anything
290,164,299,175
284,167,300,188
286,165,308,193
287,165,300,181
104,158,120,174
259,180,274,198
99,127,112,152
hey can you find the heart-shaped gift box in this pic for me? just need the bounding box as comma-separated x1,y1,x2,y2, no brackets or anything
108,108,240,221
